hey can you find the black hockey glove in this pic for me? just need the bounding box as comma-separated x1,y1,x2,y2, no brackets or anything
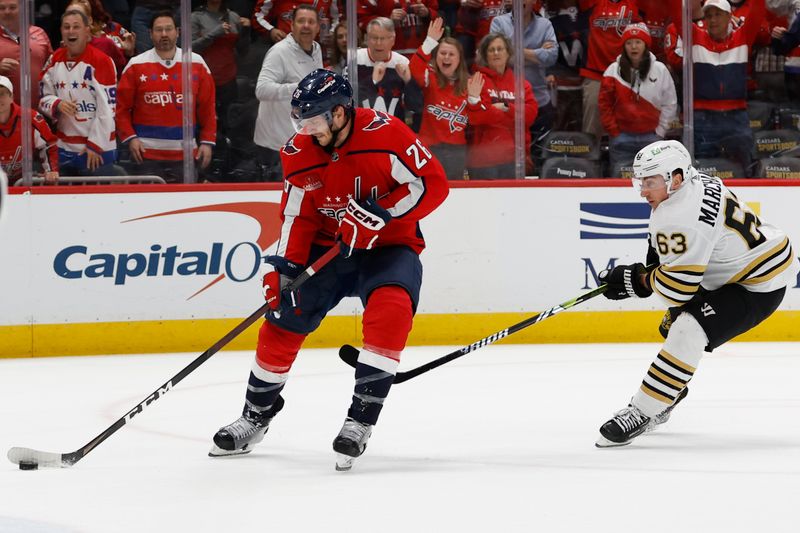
599,263,653,300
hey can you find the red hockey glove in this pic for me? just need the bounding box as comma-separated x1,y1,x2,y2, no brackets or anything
336,198,392,257
262,256,302,314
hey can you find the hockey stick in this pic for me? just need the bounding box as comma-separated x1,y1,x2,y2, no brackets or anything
8,246,340,469
338,284,608,384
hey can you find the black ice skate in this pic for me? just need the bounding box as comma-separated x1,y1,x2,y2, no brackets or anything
209,396,284,457
332,418,372,471
646,387,689,432
596,404,651,448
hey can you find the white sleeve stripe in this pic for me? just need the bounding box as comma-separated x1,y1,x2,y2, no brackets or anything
276,184,304,257
387,153,425,218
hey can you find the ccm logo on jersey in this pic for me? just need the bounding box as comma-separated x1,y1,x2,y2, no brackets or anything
346,200,387,229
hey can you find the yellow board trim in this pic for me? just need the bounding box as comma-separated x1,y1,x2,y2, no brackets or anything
2,310,800,358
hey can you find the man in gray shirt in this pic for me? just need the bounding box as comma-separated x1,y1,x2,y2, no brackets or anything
254,5,322,181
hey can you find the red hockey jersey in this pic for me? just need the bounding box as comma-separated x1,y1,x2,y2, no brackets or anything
276,107,449,265
409,38,483,147
579,0,641,80
466,66,537,169
116,48,217,161
0,102,58,181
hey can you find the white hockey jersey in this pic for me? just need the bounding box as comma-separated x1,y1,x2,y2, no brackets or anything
39,44,118,158
647,172,798,306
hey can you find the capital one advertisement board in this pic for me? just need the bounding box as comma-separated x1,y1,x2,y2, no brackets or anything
1,181,798,355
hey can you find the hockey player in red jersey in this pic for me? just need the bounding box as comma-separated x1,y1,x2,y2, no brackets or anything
209,69,449,471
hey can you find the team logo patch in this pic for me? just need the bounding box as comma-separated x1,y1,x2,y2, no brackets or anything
363,109,391,131
282,134,301,155
579,203,650,239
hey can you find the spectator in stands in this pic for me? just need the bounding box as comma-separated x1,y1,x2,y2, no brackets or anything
466,32,538,179
638,0,672,63
131,0,176,54
410,17,485,179
769,0,800,100
0,76,58,184
578,0,641,141
542,0,587,131
599,23,677,175
358,0,438,57
254,4,322,182
116,11,217,183
671,0,765,173
456,0,509,68
328,21,349,74
0,0,53,109
253,0,337,44
191,0,250,154
77,0,136,57
350,17,415,122
490,0,558,150
40,9,122,177
67,0,127,75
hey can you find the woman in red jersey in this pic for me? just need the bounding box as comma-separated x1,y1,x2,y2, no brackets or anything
410,17,485,180
466,32,538,179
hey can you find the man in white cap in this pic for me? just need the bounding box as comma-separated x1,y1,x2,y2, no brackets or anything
0,75,59,184
669,0,765,174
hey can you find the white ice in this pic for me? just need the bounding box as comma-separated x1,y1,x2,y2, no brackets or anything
1,342,798,533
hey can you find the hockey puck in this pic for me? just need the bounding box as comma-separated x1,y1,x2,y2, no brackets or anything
18,461,38,470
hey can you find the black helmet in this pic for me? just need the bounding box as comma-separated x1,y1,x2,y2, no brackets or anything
290,69,353,123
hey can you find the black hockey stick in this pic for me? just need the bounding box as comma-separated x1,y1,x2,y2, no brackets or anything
339,284,608,384
8,246,340,469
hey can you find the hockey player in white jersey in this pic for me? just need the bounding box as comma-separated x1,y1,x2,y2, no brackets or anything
595,139,798,447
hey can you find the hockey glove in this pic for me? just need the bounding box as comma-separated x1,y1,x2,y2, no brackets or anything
599,263,653,300
336,198,392,258
262,255,303,315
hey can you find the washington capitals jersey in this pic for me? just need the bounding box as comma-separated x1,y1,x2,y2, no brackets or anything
579,0,641,80
646,172,797,306
39,44,118,157
116,48,217,160
0,103,58,181
276,107,449,265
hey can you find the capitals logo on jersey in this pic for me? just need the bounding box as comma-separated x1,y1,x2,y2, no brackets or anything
364,109,391,131
282,134,301,155
425,101,468,133
593,6,635,35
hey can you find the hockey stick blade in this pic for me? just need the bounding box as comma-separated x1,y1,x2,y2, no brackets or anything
338,284,608,384
7,246,339,469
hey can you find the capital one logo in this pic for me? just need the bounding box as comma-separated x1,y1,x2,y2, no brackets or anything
53,202,282,299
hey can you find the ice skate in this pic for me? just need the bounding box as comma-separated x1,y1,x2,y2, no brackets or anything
209,396,284,457
596,404,651,448
332,418,372,471
646,387,689,432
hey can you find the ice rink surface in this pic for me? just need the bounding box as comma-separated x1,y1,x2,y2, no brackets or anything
1,342,798,533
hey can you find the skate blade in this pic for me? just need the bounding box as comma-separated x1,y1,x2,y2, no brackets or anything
595,435,632,448
208,444,254,457
335,453,356,471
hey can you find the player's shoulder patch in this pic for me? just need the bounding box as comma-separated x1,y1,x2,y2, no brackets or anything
281,134,302,155
363,109,391,132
